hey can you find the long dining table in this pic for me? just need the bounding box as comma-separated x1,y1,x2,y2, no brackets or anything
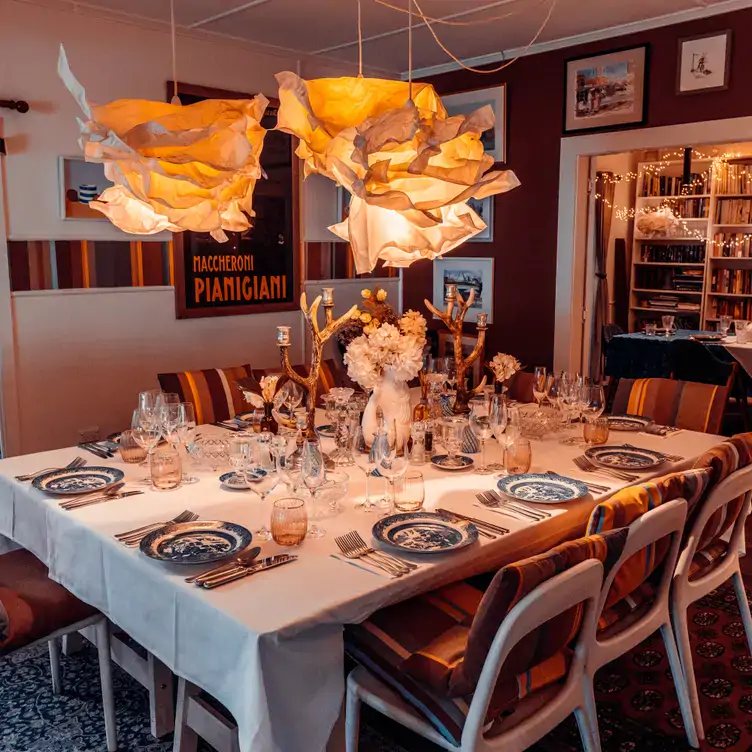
0,420,723,752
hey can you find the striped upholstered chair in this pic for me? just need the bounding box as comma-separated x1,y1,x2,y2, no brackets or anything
344,530,628,751
611,377,729,434
157,364,253,425
252,358,344,399
1,550,117,750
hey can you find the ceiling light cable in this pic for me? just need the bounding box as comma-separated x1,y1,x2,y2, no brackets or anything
170,0,179,103
408,0,413,99
374,0,549,27
357,0,364,76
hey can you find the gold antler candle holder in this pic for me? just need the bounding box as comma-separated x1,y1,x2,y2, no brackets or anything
277,290,358,439
424,284,488,414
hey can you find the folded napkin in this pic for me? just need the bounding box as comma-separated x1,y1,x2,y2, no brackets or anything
330,553,392,577
640,425,683,439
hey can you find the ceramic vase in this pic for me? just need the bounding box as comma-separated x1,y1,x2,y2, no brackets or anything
361,371,411,447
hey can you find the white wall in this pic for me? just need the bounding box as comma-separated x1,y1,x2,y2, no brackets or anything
0,0,376,455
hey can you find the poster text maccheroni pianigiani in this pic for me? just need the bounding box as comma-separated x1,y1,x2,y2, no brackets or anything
192,253,287,304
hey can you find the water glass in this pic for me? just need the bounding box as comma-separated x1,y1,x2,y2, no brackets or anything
662,315,675,336
719,314,732,336
469,397,494,475
271,498,308,546
119,430,147,463
394,472,425,513
504,437,532,475
301,440,327,537
150,447,182,490
533,366,547,407
583,417,610,445
440,417,467,468
229,436,254,482
487,395,508,471
644,323,657,336
176,402,200,484
372,425,409,510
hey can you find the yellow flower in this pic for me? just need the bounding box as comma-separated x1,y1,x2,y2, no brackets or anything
350,309,361,320
363,323,376,335
371,318,380,327
376,289,387,301
361,289,372,299
360,312,372,324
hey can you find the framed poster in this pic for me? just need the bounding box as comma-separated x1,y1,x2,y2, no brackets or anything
442,84,506,163
677,31,731,94
432,257,494,324
564,45,648,134
171,83,301,318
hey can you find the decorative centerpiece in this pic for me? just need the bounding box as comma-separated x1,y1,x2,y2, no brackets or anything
424,285,488,414
487,352,522,393
276,290,357,439
240,375,285,434
344,295,427,446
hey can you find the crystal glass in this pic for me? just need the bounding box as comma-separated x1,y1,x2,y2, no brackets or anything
138,389,162,412
175,403,200,484
409,421,427,466
584,417,610,445
504,437,532,475
271,497,308,546
662,314,675,336
487,395,508,471
150,446,182,490
155,392,180,410
469,396,494,475
440,417,467,468
352,424,378,512
119,430,147,463
131,408,161,473
318,471,349,513
277,434,304,494
193,436,230,472
328,387,355,465
394,472,425,513
645,323,657,336
719,314,732,336
247,438,279,541
372,422,409,510
160,403,182,446
228,436,255,483
280,380,304,417
533,366,547,407
301,440,327,537
581,385,605,422
445,360,457,392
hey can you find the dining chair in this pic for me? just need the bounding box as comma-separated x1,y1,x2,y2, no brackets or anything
252,357,344,397
173,677,239,752
611,376,730,434
0,549,117,751
671,463,752,741
157,364,253,424
584,498,700,750
505,371,535,403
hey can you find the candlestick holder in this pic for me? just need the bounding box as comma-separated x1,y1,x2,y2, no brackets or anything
278,292,358,439
424,288,487,414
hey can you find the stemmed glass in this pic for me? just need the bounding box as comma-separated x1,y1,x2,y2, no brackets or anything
662,314,675,337
352,424,378,512
246,436,279,541
497,407,522,475
582,385,605,424
301,440,327,538
469,397,494,475
440,417,466,468
372,423,408,510
719,314,732,337
487,395,508,471
138,389,162,412
228,436,254,485
277,434,304,494
533,366,547,408
131,408,162,482
175,403,200,484
280,380,304,418
160,403,182,447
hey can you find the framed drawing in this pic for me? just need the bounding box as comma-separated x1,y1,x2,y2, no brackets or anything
467,196,493,242
438,332,484,389
442,84,506,163
564,45,648,134
432,257,494,324
677,31,731,94
59,157,114,220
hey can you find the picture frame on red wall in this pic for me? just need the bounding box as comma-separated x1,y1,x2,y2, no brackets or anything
676,30,731,95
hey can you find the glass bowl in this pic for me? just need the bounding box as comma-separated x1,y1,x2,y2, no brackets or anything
190,436,230,471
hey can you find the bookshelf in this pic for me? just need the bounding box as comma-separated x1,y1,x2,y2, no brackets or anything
629,158,752,331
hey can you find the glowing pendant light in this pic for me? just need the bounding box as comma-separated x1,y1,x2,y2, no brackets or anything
57,39,268,242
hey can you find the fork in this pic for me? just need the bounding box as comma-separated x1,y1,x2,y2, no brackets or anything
573,455,638,482
16,456,85,482
623,444,684,463
335,534,403,577
116,510,199,546
349,531,418,572
483,490,551,520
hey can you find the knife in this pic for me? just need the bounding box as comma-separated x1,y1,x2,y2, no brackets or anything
186,546,262,584
62,490,143,510
78,442,111,459
200,555,297,589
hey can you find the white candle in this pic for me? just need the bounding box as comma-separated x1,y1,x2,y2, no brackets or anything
322,287,334,305
444,284,457,301
476,313,488,328
276,326,291,346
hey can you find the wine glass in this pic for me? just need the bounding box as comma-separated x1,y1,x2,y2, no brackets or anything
445,360,457,392
281,380,304,417
301,440,327,538
155,392,181,412
582,385,605,423
138,389,162,413
372,422,408,510
246,438,279,541
352,424,378,512
719,314,732,337
160,403,182,447
487,395,508,471
131,408,162,482
439,417,466,468
469,397,494,475
176,403,200,484
228,436,254,485
277,434,304,494
533,366,547,408
497,407,521,476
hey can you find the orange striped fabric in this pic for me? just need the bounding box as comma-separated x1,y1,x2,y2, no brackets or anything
612,377,728,434
253,358,342,398
158,364,252,425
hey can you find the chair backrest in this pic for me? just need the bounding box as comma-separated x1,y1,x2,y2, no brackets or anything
612,377,728,434
671,340,737,387
506,371,535,403
461,559,604,751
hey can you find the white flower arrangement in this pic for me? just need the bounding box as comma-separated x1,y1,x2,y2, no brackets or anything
488,352,521,383
344,311,427,390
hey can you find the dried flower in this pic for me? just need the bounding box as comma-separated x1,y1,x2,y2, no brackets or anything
488,353,522,383
350,310,361,320
360,312,373,324
361,289,372,299
376,289,387,302
259,375,281,403
399,310,427,339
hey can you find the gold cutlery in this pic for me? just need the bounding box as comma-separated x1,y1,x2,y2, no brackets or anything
62,488,143,510
435,508,508,536
200,555,297,589
16,457,86,482
185,546,261,584
114,510,196,543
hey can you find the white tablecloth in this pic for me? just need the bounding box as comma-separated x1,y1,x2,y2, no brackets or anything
724,337,752,378
0,426,722,752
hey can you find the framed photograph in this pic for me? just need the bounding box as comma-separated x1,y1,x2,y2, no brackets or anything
438,332,484,388
58,156,114,220
677,31,731,94
466,196,493,242
564,45,648,134
442,84,506,163
432,257,494,324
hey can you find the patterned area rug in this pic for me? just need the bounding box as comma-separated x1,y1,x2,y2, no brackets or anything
0,582,750,751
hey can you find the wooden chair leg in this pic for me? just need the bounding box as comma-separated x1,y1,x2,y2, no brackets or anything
95,619,118,752
174,678,199,752
148,653,175,738
48,638,62,695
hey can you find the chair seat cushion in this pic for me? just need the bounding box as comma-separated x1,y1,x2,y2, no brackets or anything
0,550,98,655
689,540,729,581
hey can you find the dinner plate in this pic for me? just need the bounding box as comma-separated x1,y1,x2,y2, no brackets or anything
32,466,125,495
584,445,665,471
497,473,589,503
606,414,651,432
430,455,474,471
373,512,478,554
691,333,725,342
139,521,252,564
317,424,336,438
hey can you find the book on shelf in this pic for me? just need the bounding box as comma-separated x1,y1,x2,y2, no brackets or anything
710,296,752,319
711,268,752,295
641,172,709,197
676,302,701,311
711,232,752,257
715,197,752,225
714,162,752,196
639,243,705,263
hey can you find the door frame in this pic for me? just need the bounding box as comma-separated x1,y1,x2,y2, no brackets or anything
554,114,752,375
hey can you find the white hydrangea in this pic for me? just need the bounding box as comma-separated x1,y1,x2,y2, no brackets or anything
489,353,521,382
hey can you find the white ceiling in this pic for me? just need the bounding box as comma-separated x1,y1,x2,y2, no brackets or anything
54,0,750,75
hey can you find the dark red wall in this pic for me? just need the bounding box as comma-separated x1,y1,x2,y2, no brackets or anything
405,8,752,369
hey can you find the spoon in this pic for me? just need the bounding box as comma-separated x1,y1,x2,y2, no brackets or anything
185,546,262,584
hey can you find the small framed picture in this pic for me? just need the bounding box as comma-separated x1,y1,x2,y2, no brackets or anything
441,84,506,163
677,31,731,94
432,257,494,324
564,45,648,134
466,197,493,242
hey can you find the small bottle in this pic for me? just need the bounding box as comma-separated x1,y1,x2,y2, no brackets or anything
494,381,503,395
413,379,431,422
260,402,279,435
409,421,427,465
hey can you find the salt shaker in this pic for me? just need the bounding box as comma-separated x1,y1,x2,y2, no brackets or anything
410,421,427,465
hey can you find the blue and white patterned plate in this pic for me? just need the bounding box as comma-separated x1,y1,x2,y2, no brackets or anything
32,466,125,495
497,473,589,503
585,445,665,470
219,470,267,490
606,414,651,432
317,424,336,438
430,455,474,471
139,521,252,565
373,512,478,554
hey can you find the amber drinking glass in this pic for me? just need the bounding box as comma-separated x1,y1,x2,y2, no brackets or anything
150,447,182,490
393,472,425,513
504,438,532,475
271,497,308,546
119,430,148,463
583,417,610,445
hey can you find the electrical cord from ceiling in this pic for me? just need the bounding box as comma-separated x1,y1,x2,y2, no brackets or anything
374,0,549,27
